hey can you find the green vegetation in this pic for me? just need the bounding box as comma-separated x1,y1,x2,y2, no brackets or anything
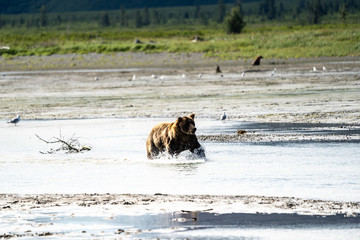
0,0,359,60
1,23,359,60
224,6,246,34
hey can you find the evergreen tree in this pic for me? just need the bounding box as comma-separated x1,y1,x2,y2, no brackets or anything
143,7,150,26
295,0,303,15
234,0,242,7
259,0,268,15
234,0,243,14
184,11,190,19
200,12,209,25
268,0,276,19
334,0,340,12
278,2,285,18
194,5,201,18
135,10,142,28
99,12,110,27
20,17,25,25
218,0,226,23
259,0,276,20
0,16,5,29
120,7,127,27
40,5,48,27
224,6,246,34
152,9,161,25
56,15,62,24
339,3,348,22
307,0,323,24
326,2,335,14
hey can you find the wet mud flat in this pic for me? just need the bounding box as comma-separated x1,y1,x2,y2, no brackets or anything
198,121,360,143
1,193,360,239
1,55,360,124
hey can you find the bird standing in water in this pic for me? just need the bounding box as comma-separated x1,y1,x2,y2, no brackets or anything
7,115,20,126
220,112,226,121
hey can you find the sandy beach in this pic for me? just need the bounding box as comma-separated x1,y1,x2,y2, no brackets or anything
1,53,360,239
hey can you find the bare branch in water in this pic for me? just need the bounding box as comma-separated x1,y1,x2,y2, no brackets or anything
36,133,92,154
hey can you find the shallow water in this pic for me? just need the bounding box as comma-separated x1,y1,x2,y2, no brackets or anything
1,118,360,239
1,118,359,202
2,209,359,240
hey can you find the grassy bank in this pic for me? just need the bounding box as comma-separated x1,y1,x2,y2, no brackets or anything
0,23,359,60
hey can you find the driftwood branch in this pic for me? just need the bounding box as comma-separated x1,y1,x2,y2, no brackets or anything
36,133,92,154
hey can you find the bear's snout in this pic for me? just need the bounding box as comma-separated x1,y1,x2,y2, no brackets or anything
192,128,197,134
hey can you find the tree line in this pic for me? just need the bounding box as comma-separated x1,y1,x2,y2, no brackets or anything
0,0,359,30
257,0,358,23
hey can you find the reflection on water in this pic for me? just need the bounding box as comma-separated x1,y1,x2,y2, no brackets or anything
2,208,359,240
0,118,359,201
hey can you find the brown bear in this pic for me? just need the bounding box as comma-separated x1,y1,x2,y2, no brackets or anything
146,114,205,159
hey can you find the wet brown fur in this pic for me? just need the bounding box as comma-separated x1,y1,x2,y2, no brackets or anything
146,114,203,159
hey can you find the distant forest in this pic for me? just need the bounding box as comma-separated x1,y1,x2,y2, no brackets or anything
2,0,238,14
0,0,359,29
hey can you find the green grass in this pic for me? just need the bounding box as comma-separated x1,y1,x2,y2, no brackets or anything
0,23,359,59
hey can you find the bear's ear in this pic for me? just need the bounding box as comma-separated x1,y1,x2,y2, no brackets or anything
189,113,195,119
177,117,183,122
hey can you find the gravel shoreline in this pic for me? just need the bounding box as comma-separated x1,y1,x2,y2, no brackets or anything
1,193,359,216
197,133,360,143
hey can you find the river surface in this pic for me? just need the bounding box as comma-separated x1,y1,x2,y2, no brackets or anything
1,118,360,239
1,118,359,202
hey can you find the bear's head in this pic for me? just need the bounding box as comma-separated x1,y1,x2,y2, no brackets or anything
176,113,197,135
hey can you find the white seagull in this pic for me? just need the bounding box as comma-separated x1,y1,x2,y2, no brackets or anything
132,74,136,81
7,115,20,126
322,66,327,71
272,68,277,76
220,111,226,121
313,66,317,72
241,72,245,77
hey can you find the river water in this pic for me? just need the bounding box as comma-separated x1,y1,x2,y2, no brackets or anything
1,118,360,239
1,118,359,201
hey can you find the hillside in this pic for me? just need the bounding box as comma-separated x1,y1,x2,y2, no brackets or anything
1,0,250,14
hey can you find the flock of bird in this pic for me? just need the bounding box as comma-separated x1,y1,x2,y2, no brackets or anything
124,63,325,81
88,54,327,83
5,55,329,126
